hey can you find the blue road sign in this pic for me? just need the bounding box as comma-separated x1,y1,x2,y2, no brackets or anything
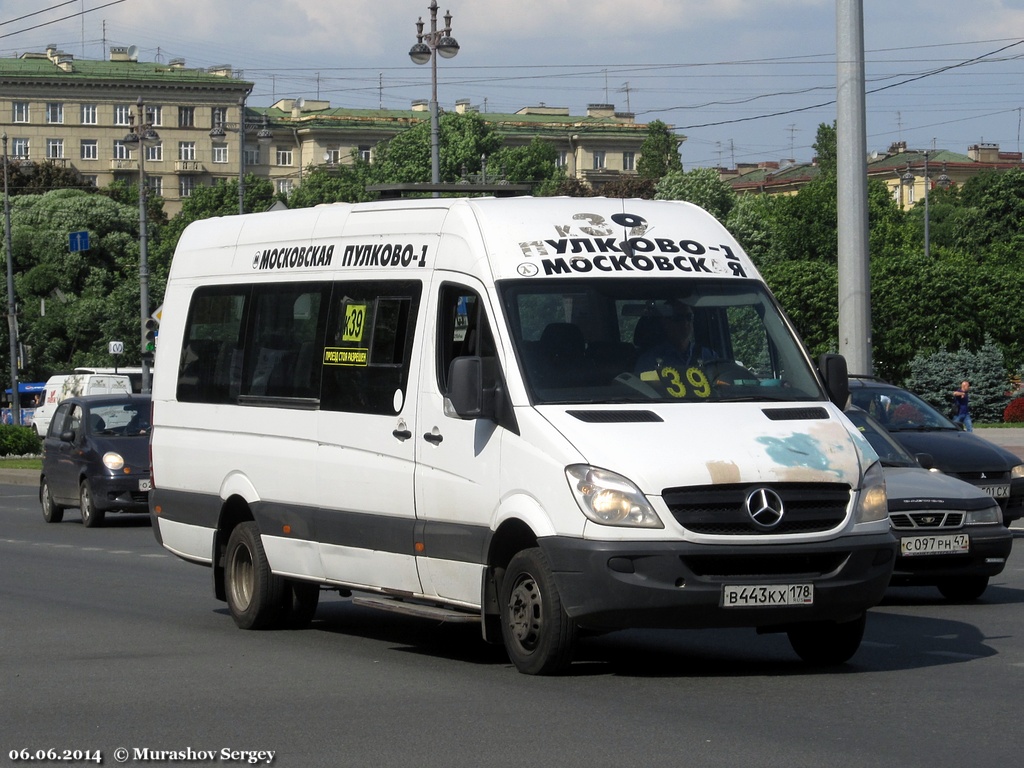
69,230,90,252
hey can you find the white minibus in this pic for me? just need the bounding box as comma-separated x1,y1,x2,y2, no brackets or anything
149,196,896,674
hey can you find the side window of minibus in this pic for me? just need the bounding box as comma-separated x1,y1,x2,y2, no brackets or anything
437,284,497,394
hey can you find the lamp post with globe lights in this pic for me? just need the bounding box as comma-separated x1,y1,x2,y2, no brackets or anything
209,94,274,215
409,1,460,197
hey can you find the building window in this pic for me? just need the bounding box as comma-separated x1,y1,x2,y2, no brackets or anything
178,106,195,128
358,145,371,163
46,103,64,124
244,146,259,166
276,179,294,195
556,150,567,168
81,104,98,125
145,143,163,163
146,105,163,127
10,138,29,159
81,175,97,188
276,147,293,166
623,151,635,171
324,148,342,164
592,150,606,170
180,177,196,198
12,102,29,123
147,176,163,197
46,139,64,159
80,139,98,160
213,144,229,164
179,142,196,161
211,106,228,128
113,140,130,160
115,105,134,126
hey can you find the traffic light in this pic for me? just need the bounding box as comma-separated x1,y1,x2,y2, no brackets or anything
144,317,158,354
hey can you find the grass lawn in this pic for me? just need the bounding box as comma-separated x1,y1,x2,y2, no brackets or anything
0,457,42,469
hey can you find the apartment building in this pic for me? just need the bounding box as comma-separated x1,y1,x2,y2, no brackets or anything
1,47,656,214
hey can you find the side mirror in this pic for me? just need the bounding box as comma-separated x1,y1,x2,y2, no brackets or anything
59,429,76,443
915,452,937,470
446,356,493,420
818,353,850,409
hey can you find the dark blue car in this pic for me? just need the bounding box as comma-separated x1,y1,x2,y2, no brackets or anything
39,394,152,527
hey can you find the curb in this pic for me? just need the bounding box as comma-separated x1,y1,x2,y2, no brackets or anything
0,469,41,486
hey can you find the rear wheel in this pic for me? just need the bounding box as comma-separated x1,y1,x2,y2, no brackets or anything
500,548,578,675
80,481,105,528
224,522,285,630
787,613,866,666
40,479,65,523
937,575,989,602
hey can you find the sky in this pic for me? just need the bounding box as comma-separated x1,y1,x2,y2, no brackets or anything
2,0,1024,169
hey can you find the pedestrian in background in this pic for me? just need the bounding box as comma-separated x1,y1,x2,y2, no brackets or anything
952,379,973,431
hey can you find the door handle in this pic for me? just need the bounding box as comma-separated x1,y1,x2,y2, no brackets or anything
392,429,412,441
423,432,444,445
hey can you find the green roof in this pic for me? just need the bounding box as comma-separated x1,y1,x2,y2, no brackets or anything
0,52,251,89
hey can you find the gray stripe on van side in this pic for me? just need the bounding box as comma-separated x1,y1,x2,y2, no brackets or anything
152,487,490,564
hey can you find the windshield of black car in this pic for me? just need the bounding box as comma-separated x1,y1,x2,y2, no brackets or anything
498,277,825,405
844,409,918,467
849,384,956,432
86,402,150,436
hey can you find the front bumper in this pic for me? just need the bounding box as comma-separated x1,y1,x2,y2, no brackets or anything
889,525,1012,586
538,531,897,632
89,473,151,512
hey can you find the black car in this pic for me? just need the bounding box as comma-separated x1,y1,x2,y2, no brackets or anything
39,394,152,527
849,377,1024,525
846,407,1012,601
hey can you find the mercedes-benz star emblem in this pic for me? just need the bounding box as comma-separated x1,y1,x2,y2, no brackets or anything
745,487,785,529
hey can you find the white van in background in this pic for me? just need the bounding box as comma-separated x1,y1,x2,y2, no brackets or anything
33,372,132,436
149,196,897,674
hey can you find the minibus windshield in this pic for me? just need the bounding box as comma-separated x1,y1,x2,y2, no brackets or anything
499,278,825,406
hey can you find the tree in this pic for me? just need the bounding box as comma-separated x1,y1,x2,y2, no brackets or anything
372,111,502,185
486,137,565,194
636,120,682,180
905,338,1009,423
288,158,378,208
599,176,656,199
655,167,736,221
7,190,151,378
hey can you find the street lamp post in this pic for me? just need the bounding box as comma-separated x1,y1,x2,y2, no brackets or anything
123,97,160,393
210,95,274,215
2,133,20,425
409,1,460,197
901,151,952,259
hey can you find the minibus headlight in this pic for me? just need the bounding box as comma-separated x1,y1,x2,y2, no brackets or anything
103,452,125,471
566,465,664,528
854,461,887,523
966,503,1002,526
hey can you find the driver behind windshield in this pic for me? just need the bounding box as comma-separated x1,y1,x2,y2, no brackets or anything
635,299,714,378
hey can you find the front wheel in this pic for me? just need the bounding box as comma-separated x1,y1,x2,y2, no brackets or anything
224,522,285,630
937,575,989,602
41,479,64,523
80,481,105,528
500,548,578,675
787,613,866,666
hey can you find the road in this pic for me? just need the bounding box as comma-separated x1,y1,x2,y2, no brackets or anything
2,481,1024,768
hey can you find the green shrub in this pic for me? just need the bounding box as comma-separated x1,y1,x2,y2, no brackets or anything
0,425,42,456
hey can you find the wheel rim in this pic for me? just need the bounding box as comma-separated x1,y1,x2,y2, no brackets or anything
80,486,91,522
507,572,543,653
229,543,255,611
42,484,51,515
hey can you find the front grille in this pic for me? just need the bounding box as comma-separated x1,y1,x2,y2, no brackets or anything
663,482,851,535
683,551,850,579
890,511,965,530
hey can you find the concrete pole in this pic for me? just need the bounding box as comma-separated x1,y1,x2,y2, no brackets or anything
836,0,872,376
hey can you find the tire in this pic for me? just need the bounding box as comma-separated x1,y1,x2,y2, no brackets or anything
787,613,866,666
40,479,65,524
80,481,105,528
282,580,321,628
500,548,578,675
937,575,989,602
224,522,285,630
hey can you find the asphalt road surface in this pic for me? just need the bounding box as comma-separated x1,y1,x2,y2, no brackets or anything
3,482,1024,768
